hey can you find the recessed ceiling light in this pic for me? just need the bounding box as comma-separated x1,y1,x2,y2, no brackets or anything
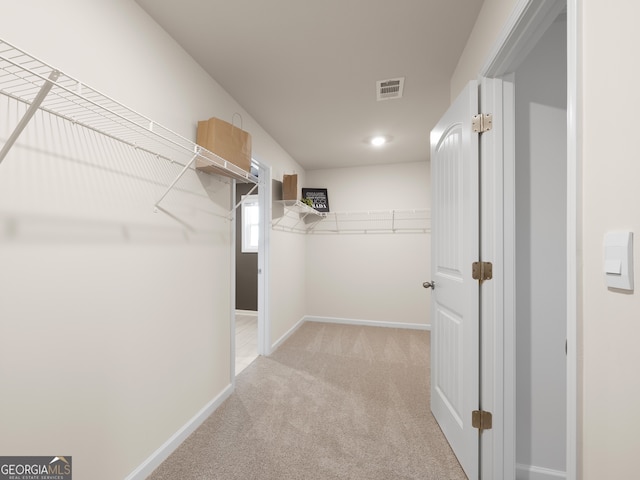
371,136,387,147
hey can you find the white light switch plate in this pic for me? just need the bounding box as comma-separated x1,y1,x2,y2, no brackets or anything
604,231,633,290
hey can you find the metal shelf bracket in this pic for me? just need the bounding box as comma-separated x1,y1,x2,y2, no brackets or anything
0,69,60,164
0,37,259,223
230,182,259,218
154,150,200,211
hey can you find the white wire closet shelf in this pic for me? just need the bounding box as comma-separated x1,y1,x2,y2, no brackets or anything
272,203,430,234
272,200,327,233
313,209,431,234
0,38,257,208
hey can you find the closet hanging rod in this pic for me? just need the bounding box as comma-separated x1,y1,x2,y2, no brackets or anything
0,69,59,164
0,82,187,169
1,83,255,183
0,38,258,186
0,43,195,156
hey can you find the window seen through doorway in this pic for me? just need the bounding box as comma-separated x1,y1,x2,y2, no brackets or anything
241,194,259,253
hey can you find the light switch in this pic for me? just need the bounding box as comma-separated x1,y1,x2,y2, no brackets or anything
604,259,622,275
604,232,634,290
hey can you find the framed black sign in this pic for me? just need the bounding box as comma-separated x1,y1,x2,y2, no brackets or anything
302,188,330,212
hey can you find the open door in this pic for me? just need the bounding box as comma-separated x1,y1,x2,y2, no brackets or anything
430,80,480,478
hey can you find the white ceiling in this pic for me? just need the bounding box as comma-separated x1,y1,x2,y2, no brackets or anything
135,0,483,170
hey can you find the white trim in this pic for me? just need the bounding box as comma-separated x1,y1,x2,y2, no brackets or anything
516,463,566,480
270,316,430,354
235,309,258,316
271,316,306,351
565,1,580,478
479,76,507,480
305,315,430,331
480,0,566,78
230,181,237,384
501,74,517,480
478,1,577,478
124,384,234,480
257,161,272,356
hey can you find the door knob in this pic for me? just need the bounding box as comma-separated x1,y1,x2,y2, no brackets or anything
423,281,435,290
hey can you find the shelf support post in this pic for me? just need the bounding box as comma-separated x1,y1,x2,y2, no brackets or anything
154,150,200,210
0,69,60,164
230,182,259,214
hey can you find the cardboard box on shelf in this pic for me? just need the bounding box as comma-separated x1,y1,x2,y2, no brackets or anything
283,174,298,200
196,117,251,174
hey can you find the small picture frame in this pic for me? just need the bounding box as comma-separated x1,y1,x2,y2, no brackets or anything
302,188,330,212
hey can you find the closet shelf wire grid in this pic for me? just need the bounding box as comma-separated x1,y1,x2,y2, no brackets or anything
0,38,257,195
273,206,431,234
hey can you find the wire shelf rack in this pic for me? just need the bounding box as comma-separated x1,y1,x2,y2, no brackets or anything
313,209,431,234
272,200,327,233
0,38,257,208
272,203,430,234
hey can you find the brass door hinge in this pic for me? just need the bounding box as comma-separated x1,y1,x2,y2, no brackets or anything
472,113,493,133
472,410,493,431
472,261,493,282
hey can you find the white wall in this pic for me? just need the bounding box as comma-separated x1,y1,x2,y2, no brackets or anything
514,18,567,476
305,162,431,327
0,1,305,478
450,0,518,101
270,168,308,348
270,227,308,345
581,2,640,478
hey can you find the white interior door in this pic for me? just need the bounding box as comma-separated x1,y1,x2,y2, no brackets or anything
430,80,480,478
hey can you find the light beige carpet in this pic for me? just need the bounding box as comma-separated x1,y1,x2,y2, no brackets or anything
148,322,467,479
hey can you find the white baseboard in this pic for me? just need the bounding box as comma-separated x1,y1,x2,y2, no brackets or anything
125,384,234,480
304,315,430,331
270,316,306,352
269,316,429,355
235,309,258,316
126,315,428,478
516,463,566,480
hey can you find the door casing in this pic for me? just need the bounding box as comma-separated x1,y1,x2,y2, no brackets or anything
476,0,578,478
256,161,271,356
231,160,272,386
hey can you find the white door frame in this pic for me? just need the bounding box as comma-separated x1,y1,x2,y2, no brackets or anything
256,162,271,356
478,76,508,480
478,0,579,478
231,160,272,385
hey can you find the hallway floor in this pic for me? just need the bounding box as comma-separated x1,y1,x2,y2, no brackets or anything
235,312,258,374
148,322,466,479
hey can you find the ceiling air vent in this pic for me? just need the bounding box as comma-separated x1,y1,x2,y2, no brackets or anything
376,77,405,101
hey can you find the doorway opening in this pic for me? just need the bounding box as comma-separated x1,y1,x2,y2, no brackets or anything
235,177,259,374
234,159,270,375
477,1,573,477
511,12,567,478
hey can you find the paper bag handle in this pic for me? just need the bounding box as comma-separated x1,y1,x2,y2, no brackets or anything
231,112,244,133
